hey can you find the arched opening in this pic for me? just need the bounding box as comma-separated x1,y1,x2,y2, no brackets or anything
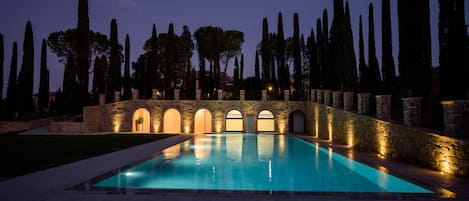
132,108,151,133
163,108,181,133
257,110,275,132
225,110,243,132
194,109,212,134
289,110,305,134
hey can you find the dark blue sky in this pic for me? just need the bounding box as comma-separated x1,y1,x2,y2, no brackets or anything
0,0,468,94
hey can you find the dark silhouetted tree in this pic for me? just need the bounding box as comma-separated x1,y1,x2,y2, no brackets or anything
222,30,244,74
276,13,288,91
261,18,271,82
107,19,121,102
6,42,18,118
255,51,260,81
180,25,195,99
233,56,240,99
306,28,319,89
398,0,432,97
439,0,469,99
17,21,34,119
328,0,345,90
358,15,369,91
76,0,90,107
368,3,382,91
240,54,244,83
381,0,396,92
292,13,302,100
38,39,50,115
92,55,106,103
122,34,132,100
343,1,358,91
0,33,3,110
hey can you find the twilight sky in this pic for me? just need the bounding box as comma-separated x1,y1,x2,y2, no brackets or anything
0,0,468,95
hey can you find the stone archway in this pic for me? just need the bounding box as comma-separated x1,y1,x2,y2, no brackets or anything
194,109,212,134
132,108,151,133
289,110,305,134
257,110,275,132
226,110,243,132
163,108,181,133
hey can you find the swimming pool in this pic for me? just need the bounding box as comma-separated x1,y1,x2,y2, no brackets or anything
93,134,432,193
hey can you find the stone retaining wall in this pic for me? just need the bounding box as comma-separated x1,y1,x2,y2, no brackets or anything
0,118,52,133
308,102,469,176
49,122,83,133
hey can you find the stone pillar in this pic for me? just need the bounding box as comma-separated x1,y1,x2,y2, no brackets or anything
317,90,323,104
376,95,392,120
311,89,316,102
152,89,159,100
196,79,199,89
196,89,201,100
114,91,121,102
99,94,105,105
357,93,370,115
174,89,180,100
332,91,343,108
132,89,138,100
240,90,245,101
402,97,423,127
262,90,267,101
217,89,223,100
441,101,469,137
284,90,290,101
323,90,332,106
343,92,354,111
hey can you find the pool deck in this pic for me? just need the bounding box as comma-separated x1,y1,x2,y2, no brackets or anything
0,134,468,201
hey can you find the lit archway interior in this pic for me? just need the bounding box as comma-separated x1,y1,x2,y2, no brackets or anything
226,110,243,132
132,108,151,133
289,110,305,134
163,108,181,133
194,109,212,134
257,110,275,132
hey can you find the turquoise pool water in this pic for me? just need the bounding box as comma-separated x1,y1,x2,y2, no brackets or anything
94,134,432,193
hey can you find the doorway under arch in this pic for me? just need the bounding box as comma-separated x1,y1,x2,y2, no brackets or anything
225,110,243,132
257,110,275,132
163,108,181,133
289,110,305,134
132,108,151,133
194,109,212,134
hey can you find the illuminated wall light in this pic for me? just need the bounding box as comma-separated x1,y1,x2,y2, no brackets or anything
184,125,190,134
327,112,333,141
153,120,160,133
436,142,456,174
375,122,389,159
278,120,286,134
314,105,319,138
345,118,355,147
112,113,123,133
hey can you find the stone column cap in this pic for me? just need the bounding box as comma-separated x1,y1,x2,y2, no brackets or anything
401,97,423,101
441,100,469,105
375,94,392,97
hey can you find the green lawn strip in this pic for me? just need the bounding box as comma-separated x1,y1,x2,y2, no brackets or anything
0,134,175,178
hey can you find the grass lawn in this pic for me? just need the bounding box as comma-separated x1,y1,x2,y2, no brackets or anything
0,134,175,178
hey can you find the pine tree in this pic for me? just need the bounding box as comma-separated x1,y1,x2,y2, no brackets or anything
398,0,432,97
368,3,382,91
439,0,469,99
358,15,369,91
6,42,17,118
292,13,302,100
343,1,358,91
381,0,396,92
0,33,3,109
17,21,35,119
38,39,50,115
77,0,90,106
106,19,121,102
307,28,319,89
261,18,271,82
122,34,132,100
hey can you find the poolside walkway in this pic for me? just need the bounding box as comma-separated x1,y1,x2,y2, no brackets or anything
1,134,468,201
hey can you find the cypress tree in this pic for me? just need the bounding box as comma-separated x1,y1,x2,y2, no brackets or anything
122,34,132,100
276,12,288,91
328,0,345,90
107,19,121,103
398,0,432,97
77,0,89,106
0,33,3,108
316,19,324,88
368,3,382,91
381,0,396,92
439,0,469,99
292,13,302,99
17,21,35,119
261,18,271,82
343,1,358,91
63,55,80,114
92,56,106,103
307,28,319,89
6,42,18,118
240,54,244,82
38,39,50,115
320,10,330,89
146,24,159,99
255,51,260,81
233,56,240,99
164,23,178,99
358,16,369,91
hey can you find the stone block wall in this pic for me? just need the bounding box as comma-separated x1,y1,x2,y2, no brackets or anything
308,102,469,176
49,122,83,133
0,118,52,134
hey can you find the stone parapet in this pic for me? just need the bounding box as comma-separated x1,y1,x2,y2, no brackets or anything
99,94,105,105
442,100,469,138
317,90,323,104
262,90,267,101
114,91,121,102
217,89,223,100
174,89,180,100
311,89,316,102
332,91,343,108
343,92,354,111
323,90,332,106
376,95,392,120
240,90,245,101
402,97,423,127
132,89,138,100
196,89,201,100
357,93,370,114
284,90,290,101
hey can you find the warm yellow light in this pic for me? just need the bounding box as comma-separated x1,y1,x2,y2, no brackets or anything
268,86,273,91
314,105,319,138
184,126,190,134
345,118,354,147
112,113,123,133
327,112,333,141
153,120,160,133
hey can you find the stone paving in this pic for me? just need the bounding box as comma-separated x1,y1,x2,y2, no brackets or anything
1,134,468,201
